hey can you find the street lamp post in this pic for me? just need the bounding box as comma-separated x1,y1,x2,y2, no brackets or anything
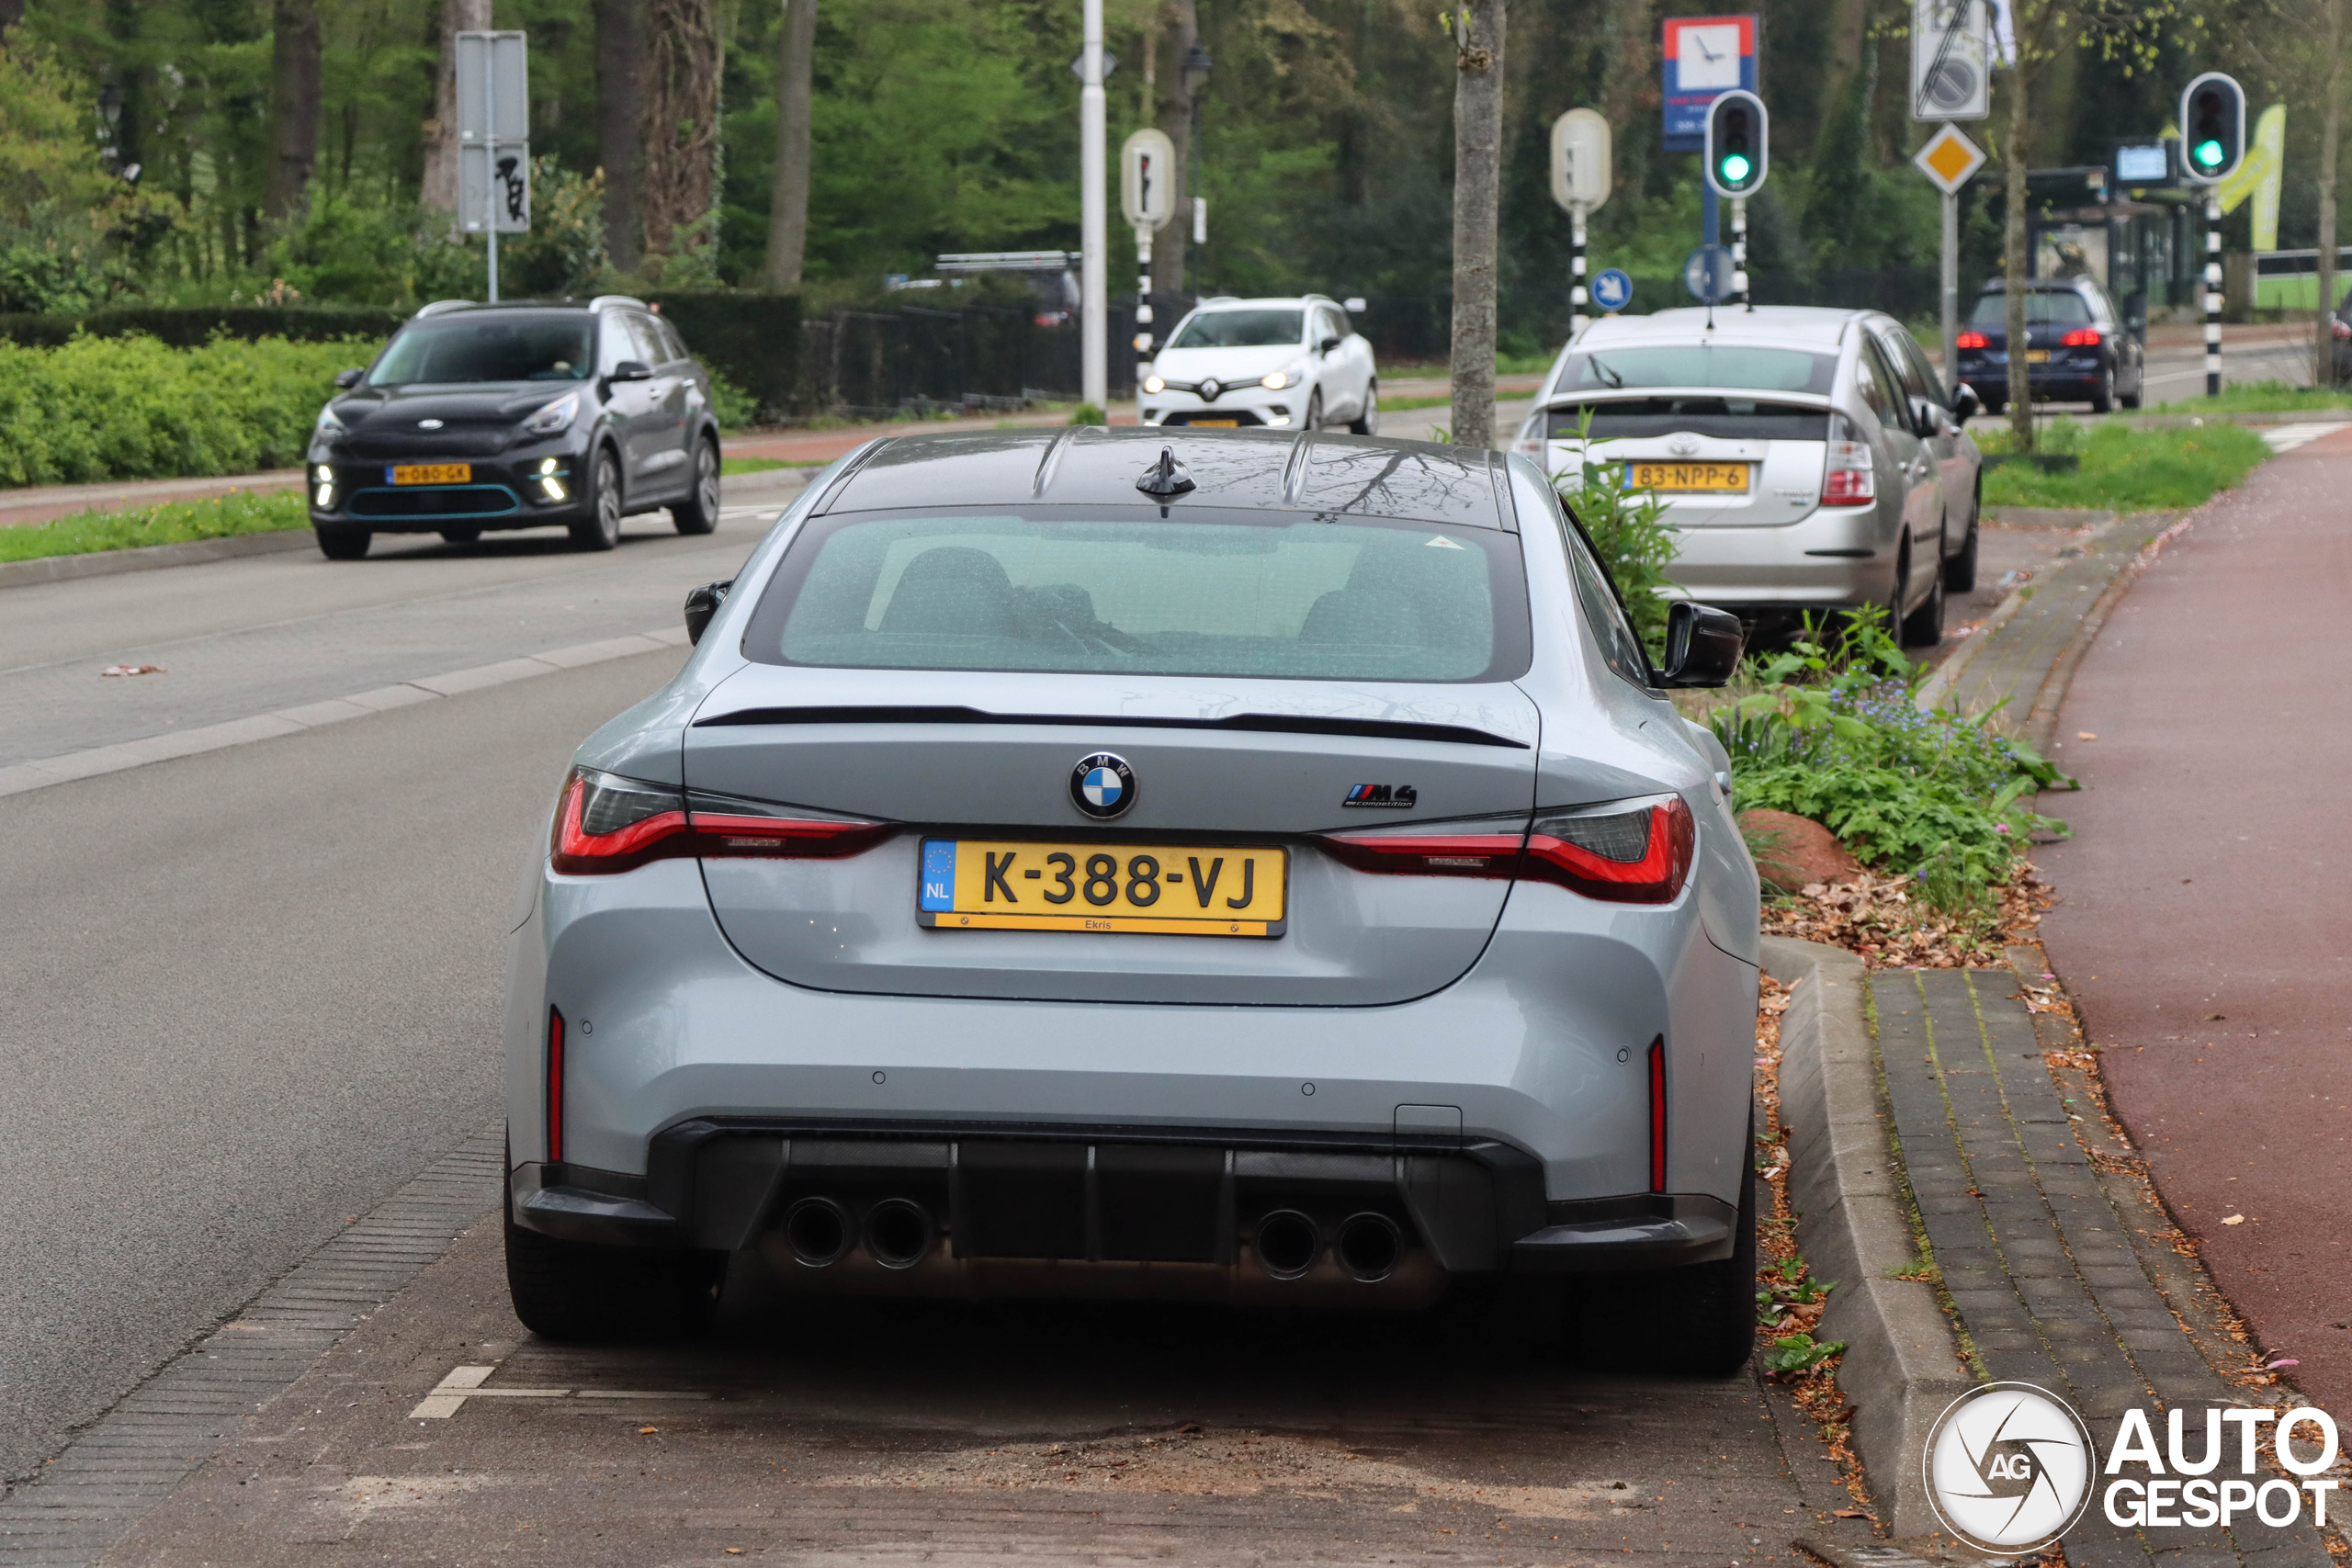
1080,0,1107,413
1181,43,1211,272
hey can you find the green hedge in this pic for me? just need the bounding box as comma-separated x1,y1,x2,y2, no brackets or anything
646,291,803,420
0,333,365,489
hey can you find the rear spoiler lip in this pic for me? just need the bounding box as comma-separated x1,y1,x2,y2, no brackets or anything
691,705,1532,750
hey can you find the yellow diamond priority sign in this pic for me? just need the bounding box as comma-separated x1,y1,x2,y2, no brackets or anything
1915,124,1987,194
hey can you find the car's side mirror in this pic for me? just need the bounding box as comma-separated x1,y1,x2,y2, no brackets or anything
1318,335,1341,355
610,359,654,383
1655,602,1745,689
1951,382,1981,424
684,579,733,645
1910,396,1940,437
334,368,363,389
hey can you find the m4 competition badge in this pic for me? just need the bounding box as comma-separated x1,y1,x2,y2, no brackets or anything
1070,753,1136,819
1342,784,1418,808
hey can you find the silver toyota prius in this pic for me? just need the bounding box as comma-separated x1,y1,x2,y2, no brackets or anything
501,427,1763,1373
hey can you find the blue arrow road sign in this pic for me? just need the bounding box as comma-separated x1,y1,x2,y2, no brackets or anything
1590,269,1634,312
1682,244,1734,304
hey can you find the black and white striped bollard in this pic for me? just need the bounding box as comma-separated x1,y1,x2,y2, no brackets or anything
2204,193,2222,398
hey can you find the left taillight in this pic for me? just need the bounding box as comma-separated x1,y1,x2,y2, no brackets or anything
2059,327,2102,347
1321,795,1696,905
548,767,888,874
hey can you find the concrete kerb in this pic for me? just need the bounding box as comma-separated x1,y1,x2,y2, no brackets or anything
1761,934,1972,1540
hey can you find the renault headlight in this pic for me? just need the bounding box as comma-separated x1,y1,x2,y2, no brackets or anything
1261,369,1296,390
523,391,581,435
1142,374,1165,394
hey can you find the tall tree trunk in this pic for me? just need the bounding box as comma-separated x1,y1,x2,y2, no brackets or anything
1449,0,1505,449
594,0,650,271
2316,0,2344,386
2003,72,2033,449
762,0,816,291
102,0,143,177
1153,0,1200,298
264,0,323,220
641,0,725,265
422,0,491,215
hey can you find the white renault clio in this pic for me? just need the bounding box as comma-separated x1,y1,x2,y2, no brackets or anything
1141,295,1379,434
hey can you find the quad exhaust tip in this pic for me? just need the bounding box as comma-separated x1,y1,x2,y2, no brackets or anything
1335,1212,1404,1283
863,1197,933,1269
784,1197,851,1268
1253,1210,1321,1280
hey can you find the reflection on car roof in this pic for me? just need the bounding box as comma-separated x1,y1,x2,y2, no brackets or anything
824,428,1510,531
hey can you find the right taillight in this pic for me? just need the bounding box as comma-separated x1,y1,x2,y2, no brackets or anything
1820,411,1875,507
1956,330,1989,349
1322,795,1694,905
1523,796,1695,904
549,767,889,874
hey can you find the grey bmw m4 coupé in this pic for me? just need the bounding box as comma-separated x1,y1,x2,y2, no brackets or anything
503,426,1763,1372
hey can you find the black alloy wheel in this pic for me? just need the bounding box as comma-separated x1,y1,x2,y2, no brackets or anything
1943,499,1980,594
673,439,720,536
1349,381,1379,435
315,526,371,560
571,449,623,552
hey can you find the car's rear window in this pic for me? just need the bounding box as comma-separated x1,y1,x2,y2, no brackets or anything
1169,310,1305,349
1970,291,2093,326
1545,397,1828,441
369,317,595,385
741,507,1530,682
1558,344,1837,395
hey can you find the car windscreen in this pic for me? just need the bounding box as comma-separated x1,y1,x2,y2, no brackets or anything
741,507,1530,683
1168,310,1305,349
1544,397,1829,441
368,318,595,386
1970,291,2093,327
1557,344,1838,396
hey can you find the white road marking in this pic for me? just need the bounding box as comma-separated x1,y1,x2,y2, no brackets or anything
2261,422,2349,453
409,1362,711,1419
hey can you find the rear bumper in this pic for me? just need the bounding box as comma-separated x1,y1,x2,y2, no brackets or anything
1955,355,2108,397
1659,502,1899,611
506,1118,1736,1292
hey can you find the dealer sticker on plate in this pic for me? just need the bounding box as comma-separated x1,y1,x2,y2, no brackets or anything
917,839,1286,937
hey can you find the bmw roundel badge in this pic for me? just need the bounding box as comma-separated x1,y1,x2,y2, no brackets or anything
1070,752,1136,819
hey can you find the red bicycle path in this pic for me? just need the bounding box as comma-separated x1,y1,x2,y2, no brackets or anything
2038,422,2352,1413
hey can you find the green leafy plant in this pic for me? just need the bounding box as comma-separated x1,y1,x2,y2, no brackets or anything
0,487,309,564
1762,1332,1847,1376
1711,610,2071,913
1551,407,1679,653
1068,401,1107,426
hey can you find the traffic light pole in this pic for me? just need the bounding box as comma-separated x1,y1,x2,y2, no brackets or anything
2205,192,2222,398
1569,203,1588,340
1730,197,1749,310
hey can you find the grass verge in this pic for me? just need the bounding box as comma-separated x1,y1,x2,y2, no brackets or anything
2146,378,2352,416
0,488,310,565
719,456,827,476
1978,416,2270,510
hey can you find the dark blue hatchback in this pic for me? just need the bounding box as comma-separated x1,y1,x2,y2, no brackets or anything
1955,279,2146,415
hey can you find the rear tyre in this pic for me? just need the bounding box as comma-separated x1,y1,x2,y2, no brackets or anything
1304,389,1324,432
2090,366,2115,414
1349,381,1379,435
570,449,623,552
315,526,370,560
1943,504,1980,594
1982,395,2007,418
439,527,481,546
672,439,720,536
1903,547,1947,646
1568,1129,1757,1377
503,1207,725,1343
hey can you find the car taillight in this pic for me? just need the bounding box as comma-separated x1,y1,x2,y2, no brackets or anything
1523,797,1695,905
2060,327,2102,347
1955,331,1989,349
1647,1037,1667,1190
549,767,888,874
1820,412,1875,507
546,1006,566,1163
1322,795,1694,905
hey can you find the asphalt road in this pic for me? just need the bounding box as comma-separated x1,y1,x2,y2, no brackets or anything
2038,423,2352,1413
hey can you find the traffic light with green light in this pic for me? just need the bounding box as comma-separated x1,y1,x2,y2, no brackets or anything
1704,90,1769,198
2177,72,2245,185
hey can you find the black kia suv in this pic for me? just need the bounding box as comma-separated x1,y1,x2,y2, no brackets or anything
305,296,722,559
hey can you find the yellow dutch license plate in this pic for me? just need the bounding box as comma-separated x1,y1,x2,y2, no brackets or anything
917,840,1287,937
1629,461,1748,492
1188,419,1240,428
388,463,471,485
2025,350,2052,364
